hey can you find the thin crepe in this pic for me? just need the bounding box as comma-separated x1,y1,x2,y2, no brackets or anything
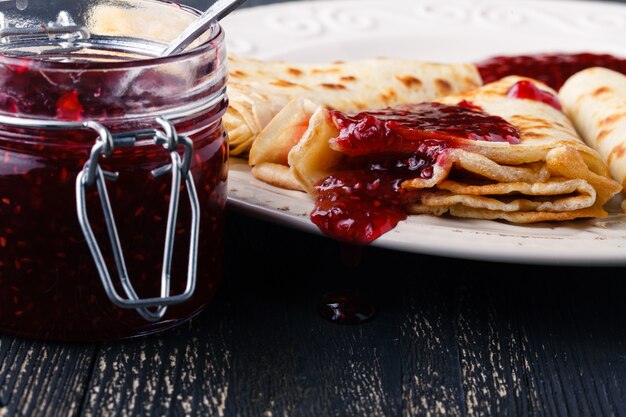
288,76,622,223
559,67,626,194
226,55,483,158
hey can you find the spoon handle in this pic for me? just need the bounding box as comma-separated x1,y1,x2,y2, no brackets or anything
160,0,247,56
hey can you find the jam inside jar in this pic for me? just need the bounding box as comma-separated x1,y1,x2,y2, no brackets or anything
0,0,229,341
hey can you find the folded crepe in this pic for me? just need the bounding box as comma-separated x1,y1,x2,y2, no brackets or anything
226,55,483,159
288,75,622,225
559,67,626,196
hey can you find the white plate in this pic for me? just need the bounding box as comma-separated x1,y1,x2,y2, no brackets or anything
221,0,626,266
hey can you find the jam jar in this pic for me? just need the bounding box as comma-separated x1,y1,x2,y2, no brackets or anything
0,0,229,341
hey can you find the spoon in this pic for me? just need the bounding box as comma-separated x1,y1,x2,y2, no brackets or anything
160,0,248,56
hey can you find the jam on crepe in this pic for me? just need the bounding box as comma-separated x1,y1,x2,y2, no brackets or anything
506,80,562,110
311,51,626,245
310,103,521,244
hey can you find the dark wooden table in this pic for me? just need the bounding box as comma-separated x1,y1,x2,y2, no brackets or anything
3,0,626,416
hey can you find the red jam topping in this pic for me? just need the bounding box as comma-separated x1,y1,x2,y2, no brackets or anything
311,103,520,244
312,167,414,244
506,80,562,111
457,99,484,112
329,102,520,156
475,52,626,90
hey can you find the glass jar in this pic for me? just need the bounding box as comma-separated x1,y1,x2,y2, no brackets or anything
0,0,229,341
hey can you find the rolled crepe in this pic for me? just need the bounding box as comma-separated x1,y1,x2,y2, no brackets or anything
226,55,483,157
288,76,622,223
559,67,626,193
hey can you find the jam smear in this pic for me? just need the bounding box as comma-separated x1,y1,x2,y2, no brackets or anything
475,52,626,90
506,80,562,111
319,290,377,325
311,103,521,243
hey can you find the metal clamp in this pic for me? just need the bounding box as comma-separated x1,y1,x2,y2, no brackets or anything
76,118,200,322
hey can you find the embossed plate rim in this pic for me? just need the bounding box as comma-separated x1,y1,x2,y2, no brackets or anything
222,0,626,266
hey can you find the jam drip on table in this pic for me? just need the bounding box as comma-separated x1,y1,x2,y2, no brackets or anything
475,52,626,90
311,103,521,244
319,290,377,325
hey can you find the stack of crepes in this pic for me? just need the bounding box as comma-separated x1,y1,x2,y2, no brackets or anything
288,75,621,223
226,56,622,225
559,67,626,208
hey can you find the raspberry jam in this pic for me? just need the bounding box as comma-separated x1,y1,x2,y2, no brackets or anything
506,80,562,111
475,52,626,90
0,3,229,341
311,103,520,243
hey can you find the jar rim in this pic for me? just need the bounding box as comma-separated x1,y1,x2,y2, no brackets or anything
0,1,224,71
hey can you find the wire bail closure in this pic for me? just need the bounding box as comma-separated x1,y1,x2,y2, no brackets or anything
76,118,200,322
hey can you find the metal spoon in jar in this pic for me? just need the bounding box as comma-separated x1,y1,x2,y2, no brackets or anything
160,0,248,56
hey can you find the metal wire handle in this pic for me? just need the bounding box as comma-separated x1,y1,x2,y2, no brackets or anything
76,118,200,322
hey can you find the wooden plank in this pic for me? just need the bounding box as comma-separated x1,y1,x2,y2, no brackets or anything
399,256,467,417
7,209,626,417
222,216,403,417
454,262,537,417
82,216,401,417
0,336,96,417
454,263,626,417
80,300,233,417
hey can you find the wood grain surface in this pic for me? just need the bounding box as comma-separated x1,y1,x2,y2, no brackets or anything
3,212,626,417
